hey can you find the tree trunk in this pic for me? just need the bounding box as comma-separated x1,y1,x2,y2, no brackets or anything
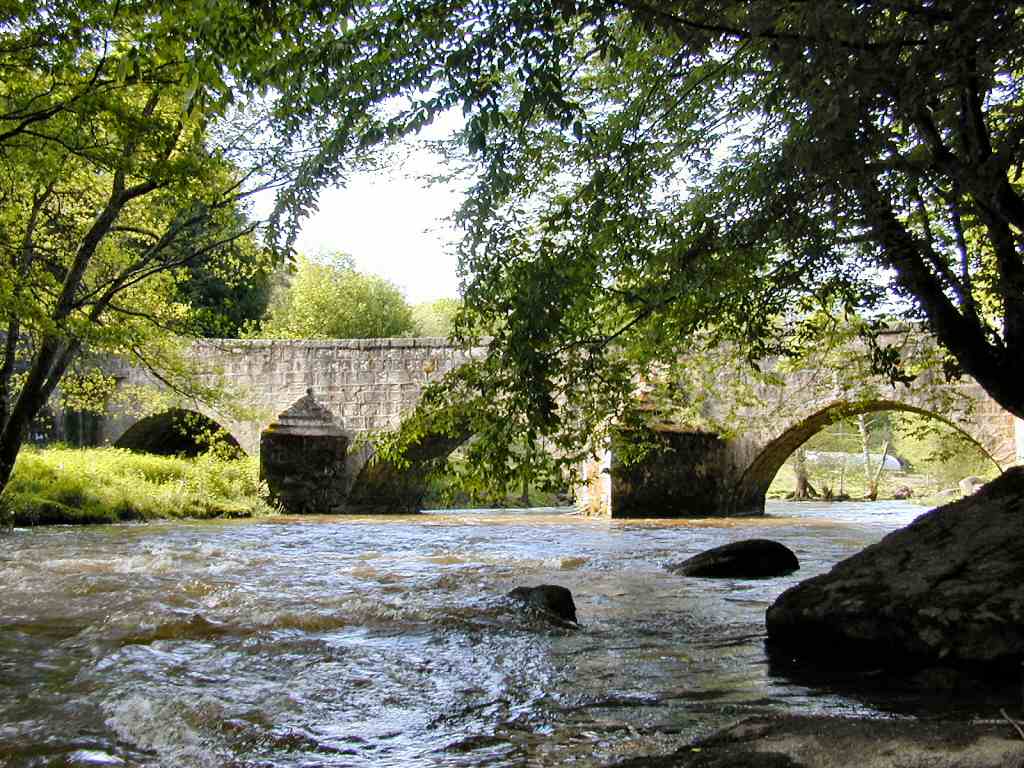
858,415,890,501
0,337,79,496
519,474,530,507
856,174,1024,420
867,440,890,501
858,415,874,499
792,448,818,499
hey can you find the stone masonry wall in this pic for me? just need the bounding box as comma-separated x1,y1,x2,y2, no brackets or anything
98,335,1022,516
107,338,487,456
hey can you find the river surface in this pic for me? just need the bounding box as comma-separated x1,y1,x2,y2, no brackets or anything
0,501,993,767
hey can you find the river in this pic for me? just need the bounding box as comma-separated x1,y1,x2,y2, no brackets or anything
0,500,981,767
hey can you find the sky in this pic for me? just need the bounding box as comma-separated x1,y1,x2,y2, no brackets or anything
290,111,468,305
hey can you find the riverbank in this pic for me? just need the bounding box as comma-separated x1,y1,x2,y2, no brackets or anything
0,446,276,526
614,714,1024,767
767,466,996,508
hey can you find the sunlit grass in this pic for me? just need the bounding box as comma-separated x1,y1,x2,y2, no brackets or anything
1,446,277,526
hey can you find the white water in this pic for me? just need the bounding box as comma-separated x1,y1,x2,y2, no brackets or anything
0,501,974,767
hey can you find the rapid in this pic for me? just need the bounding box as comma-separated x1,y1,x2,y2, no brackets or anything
0,501,957,767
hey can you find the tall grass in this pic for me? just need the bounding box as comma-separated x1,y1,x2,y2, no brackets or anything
0,446,277,526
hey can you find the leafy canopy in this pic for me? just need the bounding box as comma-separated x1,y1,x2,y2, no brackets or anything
412,298,462,337
252,1,1024,497
0,0,299,489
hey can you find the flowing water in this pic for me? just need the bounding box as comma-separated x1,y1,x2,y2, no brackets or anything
0,501,994,767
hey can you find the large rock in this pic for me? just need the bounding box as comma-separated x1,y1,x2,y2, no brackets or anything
766,467,1024,674
669,539,799,578
609,716,1024,768
507,584,578,624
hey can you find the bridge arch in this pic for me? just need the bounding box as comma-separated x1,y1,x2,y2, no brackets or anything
733,398,1005,513
344,431,469,512
113,408,244,457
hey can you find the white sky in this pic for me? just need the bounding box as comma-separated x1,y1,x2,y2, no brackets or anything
294,163,463,304
291,111,468,305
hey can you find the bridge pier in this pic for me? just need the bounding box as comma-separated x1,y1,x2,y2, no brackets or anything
260,390,351,513
260,389,466,514
576,429,765,518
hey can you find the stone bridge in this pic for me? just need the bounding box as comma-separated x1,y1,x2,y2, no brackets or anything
577,342,1022,517
94,336,1022,517
101,338,484,512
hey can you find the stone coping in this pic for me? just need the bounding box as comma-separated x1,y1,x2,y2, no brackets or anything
192,337,492,351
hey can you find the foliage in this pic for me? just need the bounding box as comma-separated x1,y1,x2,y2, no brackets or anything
412,298,462,337
0,446,275,526
0,0,300,493
174,233,277,338
255,253,415,339
256,1,1024,497
890,413,998,490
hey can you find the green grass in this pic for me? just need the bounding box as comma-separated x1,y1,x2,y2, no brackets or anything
0,446,277,526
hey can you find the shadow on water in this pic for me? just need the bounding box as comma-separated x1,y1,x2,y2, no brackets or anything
764,643,1024,719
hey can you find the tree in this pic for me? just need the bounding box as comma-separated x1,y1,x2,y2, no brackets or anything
174,225,277,339
857,414,891,501
258,1,1024,495
0,0,295,494
790,448,817,501
412,298,462,337
256,253,415,339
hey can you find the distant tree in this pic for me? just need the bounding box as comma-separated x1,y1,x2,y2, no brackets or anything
256,253,415,339
790,448,817,501
175,229,276,338
412,298,462,337
857,414,891,501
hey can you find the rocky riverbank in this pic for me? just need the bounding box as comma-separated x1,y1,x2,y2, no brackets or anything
613,714,1024,767
765,467,1024,683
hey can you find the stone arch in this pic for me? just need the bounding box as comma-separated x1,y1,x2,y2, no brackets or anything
345,431,469,513
733,399,1003,512
113,408,244,457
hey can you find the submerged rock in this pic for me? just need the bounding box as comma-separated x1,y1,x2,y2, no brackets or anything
669,539,799,578
766,467,1024,677
892,485,913,500
507,584,578,624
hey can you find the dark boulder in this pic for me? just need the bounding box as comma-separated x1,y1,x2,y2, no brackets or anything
610,715,1024,768
507,584,578,624
669,539,799,578
766,468,1024,677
